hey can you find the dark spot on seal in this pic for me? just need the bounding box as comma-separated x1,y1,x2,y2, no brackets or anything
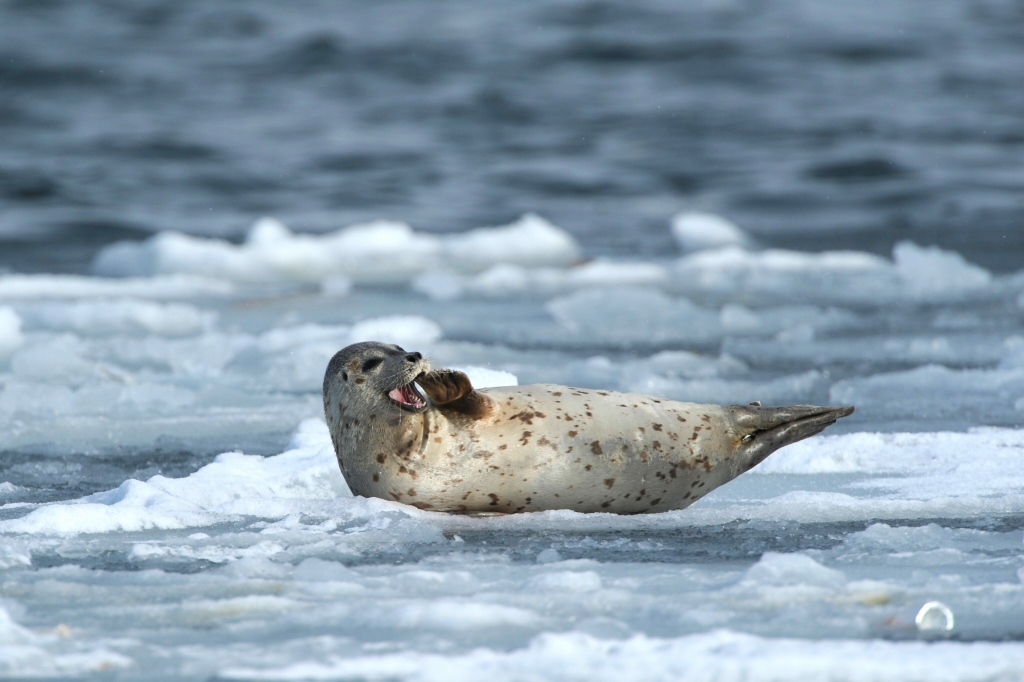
677,416,686,423
683,491,691,499
499,444,508,450
372,474,379,482
376,454,386,464
701,414,711,423
488,493,499,506
650,498,662,506
568,430,578,438
407,488,417,497
601,501,611,508
585,465,592,471
652,423,663,432
590,441,603,455
390,492,402,501
399,466,408,473
520,431,532,445
553,392,562,396
355,377,365,384
604,478,615,488
691,480,700,487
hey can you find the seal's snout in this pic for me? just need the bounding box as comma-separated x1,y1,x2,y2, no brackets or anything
405,352,422,363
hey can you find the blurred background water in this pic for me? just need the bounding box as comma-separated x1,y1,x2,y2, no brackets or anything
1,0,1021,273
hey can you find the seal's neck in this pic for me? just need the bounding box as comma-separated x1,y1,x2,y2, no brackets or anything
324,388,427,485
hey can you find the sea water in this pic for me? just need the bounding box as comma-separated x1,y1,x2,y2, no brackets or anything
1,1,1023,680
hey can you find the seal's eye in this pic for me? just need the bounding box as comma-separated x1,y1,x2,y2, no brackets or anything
361,357,383,373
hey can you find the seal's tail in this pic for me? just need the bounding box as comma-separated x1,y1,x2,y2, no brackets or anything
729,404,855,471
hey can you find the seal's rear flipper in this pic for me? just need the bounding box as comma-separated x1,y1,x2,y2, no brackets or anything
417,370,494,419
730,404,855,471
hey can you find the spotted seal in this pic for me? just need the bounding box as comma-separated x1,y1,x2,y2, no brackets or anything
323,341,854,514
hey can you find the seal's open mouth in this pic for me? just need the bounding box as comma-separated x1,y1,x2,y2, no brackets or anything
387,379,427,411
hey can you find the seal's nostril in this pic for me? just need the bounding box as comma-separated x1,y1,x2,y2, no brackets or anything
405,352,422,362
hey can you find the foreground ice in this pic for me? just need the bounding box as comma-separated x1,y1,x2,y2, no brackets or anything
2,214,1023,679
1,420,1022,680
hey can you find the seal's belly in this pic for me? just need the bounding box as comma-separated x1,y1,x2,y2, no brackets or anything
388,384,746,514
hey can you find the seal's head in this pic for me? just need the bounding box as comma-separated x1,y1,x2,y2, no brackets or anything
323,342,431,424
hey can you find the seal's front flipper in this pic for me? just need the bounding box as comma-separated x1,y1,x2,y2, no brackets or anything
417,370,494,419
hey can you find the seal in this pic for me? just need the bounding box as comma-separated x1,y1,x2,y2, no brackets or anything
323,342,854,514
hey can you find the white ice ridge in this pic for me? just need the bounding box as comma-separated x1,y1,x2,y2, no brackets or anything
0,273,234,299
92,214,580,285
0,306,24,359
3,420,1023,537
670,211,752,252
0,606,132,678
218,629,1024,682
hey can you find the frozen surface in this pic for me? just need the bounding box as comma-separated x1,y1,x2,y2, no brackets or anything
2,216,1024,680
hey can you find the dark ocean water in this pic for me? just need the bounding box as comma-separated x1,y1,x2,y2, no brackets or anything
1,0,1021,274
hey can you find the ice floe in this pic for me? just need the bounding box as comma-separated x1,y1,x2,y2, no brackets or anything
93,214,578,285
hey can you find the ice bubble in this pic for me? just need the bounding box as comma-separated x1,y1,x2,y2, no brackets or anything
671,212,751,252
915,601,954,632
348,315,442,347
0,306,24,359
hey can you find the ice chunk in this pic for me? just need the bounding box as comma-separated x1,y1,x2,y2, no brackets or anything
415,260,669,300
93,214,579,285
671,212,751,252
0,606,133,677
442,213,578,271
672,242,1000,305
348,316,442,347
893,241,991,296
830,364,1024,429
546,287,721,345
450,366,518,388
673,246,896,304
526,571,602,592
24,299,215,336
219,629,1024,682
0,273,234,299
0,421,348,535
0,306,24,359
743,552,845,588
